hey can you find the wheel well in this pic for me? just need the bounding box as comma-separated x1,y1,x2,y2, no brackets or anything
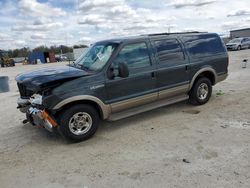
54,100,103,119
195,71,215,86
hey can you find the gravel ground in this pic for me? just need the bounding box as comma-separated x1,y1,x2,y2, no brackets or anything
0,50,250,188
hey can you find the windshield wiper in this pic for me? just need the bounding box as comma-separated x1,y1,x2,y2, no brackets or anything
79,64,94,72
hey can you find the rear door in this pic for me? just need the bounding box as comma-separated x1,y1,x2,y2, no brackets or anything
105,40,157,113
242,38,250,49
151,37,190,99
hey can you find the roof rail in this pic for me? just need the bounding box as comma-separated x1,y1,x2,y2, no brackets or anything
142,31,206,36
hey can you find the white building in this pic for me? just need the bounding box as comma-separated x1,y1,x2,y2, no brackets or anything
73,47,88,60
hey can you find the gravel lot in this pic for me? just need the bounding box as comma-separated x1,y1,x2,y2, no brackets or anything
0,50,250,188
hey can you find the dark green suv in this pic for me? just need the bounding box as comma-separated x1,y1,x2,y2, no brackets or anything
16,32,228,142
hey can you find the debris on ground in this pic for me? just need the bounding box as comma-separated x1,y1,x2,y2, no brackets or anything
182,159,191,163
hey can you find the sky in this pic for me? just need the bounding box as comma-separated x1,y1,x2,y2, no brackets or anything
0,0,250,49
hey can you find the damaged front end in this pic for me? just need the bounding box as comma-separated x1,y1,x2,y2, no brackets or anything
15,66,91,133
17,94,57,132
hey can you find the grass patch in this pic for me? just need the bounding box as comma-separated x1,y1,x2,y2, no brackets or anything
216,90,224,96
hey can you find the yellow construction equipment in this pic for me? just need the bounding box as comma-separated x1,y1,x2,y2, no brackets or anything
0,50,15,67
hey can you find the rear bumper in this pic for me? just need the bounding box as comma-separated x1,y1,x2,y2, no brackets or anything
27,107,57,132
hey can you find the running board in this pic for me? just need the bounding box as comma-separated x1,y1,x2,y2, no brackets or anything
108,95,189,121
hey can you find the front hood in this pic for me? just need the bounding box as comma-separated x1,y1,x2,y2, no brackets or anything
16,66,91,91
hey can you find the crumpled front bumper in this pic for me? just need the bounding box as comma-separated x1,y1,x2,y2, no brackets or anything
17,97,57,132
27,107,57,132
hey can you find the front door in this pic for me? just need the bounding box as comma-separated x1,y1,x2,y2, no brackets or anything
105,41,157,113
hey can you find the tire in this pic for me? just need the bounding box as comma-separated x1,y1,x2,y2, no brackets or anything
58,104,100,142
189,77,212,105
237,45,241,51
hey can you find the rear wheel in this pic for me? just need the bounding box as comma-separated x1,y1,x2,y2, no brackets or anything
58,104,100,142
189,77,212,105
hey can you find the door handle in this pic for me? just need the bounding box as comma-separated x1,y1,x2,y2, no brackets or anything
151,72,155,78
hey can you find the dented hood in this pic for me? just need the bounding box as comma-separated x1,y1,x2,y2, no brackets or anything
16,66,91,91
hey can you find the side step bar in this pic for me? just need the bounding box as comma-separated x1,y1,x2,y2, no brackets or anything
108,95,189,121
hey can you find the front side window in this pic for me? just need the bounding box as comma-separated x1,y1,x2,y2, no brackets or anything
75,42,118,72
229,38,242,43
112,42,151,71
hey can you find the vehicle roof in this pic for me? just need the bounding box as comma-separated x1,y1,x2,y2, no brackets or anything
96,32,213,44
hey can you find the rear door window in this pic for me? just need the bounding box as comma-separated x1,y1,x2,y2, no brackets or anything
154,39,185,66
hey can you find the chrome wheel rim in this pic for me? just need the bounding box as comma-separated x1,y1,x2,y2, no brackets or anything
69,112,92,135
197,83,209,100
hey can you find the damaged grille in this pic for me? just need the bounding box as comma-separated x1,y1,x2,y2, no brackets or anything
17,83,34,98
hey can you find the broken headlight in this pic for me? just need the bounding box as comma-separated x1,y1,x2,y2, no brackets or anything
29,94,43,105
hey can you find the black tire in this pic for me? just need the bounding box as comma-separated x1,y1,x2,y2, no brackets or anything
189,77,212,105
237,45,241,51
58,104,100,142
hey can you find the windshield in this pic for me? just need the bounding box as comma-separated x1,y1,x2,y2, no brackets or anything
74,42,117,72
229,38,242,43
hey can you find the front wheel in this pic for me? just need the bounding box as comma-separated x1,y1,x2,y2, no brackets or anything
189,77,212,105
58,104,100,142
237,45,241,50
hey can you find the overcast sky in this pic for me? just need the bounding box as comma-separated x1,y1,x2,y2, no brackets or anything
0,0,250,49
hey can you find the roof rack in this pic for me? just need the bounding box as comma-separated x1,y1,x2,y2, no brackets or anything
142,31,206,36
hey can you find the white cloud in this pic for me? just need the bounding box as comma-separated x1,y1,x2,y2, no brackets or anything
168,0,216,9
19,0,66,17
227,9,250,17
30,33,46,40
12,22,64,31
1,0,250,50
0,33,13,42
78,15,107,25
78,0,123,11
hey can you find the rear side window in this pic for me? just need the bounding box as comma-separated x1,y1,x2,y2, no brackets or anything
113,42,151,70
183,34,226,57
154,39,185,65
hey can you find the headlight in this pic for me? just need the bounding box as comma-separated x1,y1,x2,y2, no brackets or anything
29,94,43,105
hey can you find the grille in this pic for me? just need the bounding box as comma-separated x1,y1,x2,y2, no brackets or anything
17,83,34,98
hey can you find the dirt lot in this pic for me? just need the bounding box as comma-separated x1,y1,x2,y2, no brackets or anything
0,50,250,188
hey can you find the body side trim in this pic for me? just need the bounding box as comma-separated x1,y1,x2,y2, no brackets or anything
53,95,111,119
159,84,189,99
108,95,189,121
111,93,158,113
110,84,189,113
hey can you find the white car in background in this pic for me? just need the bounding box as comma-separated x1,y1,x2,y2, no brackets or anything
226,37,250,50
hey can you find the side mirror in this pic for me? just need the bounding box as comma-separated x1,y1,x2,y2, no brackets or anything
118,62,129,78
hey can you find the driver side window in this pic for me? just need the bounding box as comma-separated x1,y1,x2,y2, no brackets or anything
112,42,151,73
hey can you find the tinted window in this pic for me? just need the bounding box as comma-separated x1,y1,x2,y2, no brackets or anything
183,34,226,57
154,39,184,65
113,42,151,70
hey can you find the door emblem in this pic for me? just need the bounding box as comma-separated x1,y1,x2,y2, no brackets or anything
90,84,104,90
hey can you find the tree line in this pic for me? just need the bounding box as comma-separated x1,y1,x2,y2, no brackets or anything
2,44,88,58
